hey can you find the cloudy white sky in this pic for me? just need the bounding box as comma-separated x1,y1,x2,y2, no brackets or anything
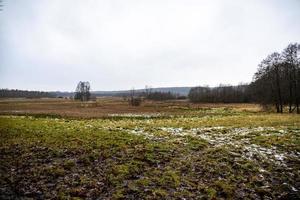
0,0,299,91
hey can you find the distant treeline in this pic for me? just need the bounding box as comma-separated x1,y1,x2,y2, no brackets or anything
146,91,178,101
188,84,251,103
124,90,183,101
0,89,55,98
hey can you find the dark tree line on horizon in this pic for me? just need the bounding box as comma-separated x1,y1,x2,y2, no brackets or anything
127,88,179,106
145,91,178,101
0,89,55,98
123,86,184,102
188,84,251,103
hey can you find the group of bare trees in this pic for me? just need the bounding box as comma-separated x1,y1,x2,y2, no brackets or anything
126,86,181,106
188,84,251,103
143,86,183,101
128,88,142,106
74,81,91,101
251,43,299,113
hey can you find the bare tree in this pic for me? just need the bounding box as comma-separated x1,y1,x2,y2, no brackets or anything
129,87,141,106
188,84,250,103
282,43,299,113
144,85,152,98
74,81,91,101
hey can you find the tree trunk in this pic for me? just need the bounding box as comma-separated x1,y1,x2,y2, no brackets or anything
295,66,299,114
289,72,293,113
275,103,280,113
275,65,283,113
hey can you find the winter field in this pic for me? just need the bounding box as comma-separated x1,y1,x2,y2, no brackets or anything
0,98,299,199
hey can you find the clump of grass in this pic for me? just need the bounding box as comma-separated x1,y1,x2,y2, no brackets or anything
183,135,207,150
43,166,65,178
63,159,76,170
159,169,181,188
152,188,168,198
206,187,217,199
213,180,235,198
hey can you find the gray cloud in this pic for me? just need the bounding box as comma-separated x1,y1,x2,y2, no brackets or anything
0,0,299,91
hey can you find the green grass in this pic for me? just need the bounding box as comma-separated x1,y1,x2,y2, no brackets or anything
0,111,300,199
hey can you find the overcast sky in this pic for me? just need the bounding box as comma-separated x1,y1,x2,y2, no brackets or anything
0,0,299,91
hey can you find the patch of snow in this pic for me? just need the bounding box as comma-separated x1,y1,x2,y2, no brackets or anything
97,124,299,169
108,113,161,118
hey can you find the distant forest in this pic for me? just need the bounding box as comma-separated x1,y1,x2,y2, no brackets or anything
188,84,251,103
0,89,55,98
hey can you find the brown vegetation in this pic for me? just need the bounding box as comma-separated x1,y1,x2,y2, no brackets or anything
0,98,260,118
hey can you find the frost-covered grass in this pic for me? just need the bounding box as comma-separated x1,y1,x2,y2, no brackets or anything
0,108,300,199
108,113,162,118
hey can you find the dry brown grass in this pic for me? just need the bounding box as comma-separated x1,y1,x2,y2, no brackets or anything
0,97,261,118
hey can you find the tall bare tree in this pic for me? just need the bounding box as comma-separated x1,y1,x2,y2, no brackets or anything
128,88,142,106
282,43,299,113
74,81,91,101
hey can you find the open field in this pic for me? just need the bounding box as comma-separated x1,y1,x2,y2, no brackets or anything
0,98,300,199
0,98,260,118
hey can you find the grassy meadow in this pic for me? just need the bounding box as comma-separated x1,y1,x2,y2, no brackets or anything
0,98,299,199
